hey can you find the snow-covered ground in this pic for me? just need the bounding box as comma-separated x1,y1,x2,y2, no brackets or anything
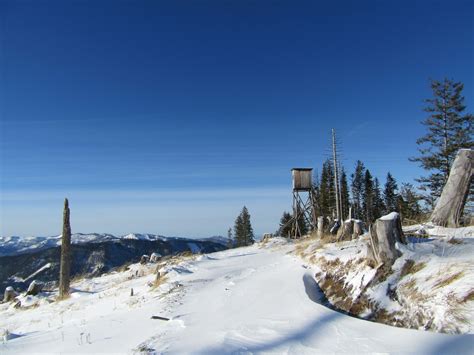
295,224,474,334
1,238,472,354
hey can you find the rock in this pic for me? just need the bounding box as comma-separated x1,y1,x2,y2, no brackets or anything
3,286,16,303
430,149,473,227
368,212,405,266
26,280,43,296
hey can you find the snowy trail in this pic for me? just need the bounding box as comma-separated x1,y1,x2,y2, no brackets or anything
143,243,473,354
1,241,473,354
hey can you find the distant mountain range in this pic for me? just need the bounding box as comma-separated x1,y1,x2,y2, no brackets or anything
0,233,228,257
0,233,228,294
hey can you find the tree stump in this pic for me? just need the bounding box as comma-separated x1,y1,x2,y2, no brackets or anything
3,286,16,303
150,253,161,263
430,149,473,227
368,212,405,266
329,220,340,235
27,280,44,296
140,255,150,264
352,220,364,239
317,216,326,238
337,220,353,241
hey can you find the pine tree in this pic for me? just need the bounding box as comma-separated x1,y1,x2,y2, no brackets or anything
312,171,322,217
373,178,385,220
410,78,473,203
384,172,399,213
362,169,375,224
398,183,422,222
59,198,71,299
351,160,366,219
227,227,234,248
233,206,254,247
276,212,292,237
320,159,335,217
340,167,350,220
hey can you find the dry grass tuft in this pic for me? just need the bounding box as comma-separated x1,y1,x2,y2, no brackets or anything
447,238,463,245
400,259,426,278
461,290,474,303
434,271,464,289
152,275,169,289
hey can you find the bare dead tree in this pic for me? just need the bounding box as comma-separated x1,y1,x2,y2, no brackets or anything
59,198,72,299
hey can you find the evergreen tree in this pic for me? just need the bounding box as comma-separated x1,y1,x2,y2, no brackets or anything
233,206,254,247
398,183,422,222
276,212,292,237
373,178,385,220
227,227,234,248
384,172,399,213
320,159,335,217
362,169,375,224
340,167,350,220
295,208,308,236
410,78,473,204
351,160,366,219
312,171,322,217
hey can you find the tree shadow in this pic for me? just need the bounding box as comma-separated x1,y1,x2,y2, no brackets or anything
201,311,341,354
427,333,474,355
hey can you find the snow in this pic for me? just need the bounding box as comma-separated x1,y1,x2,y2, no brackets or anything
296,226,474,334
379,211,400,221
1,239,472,354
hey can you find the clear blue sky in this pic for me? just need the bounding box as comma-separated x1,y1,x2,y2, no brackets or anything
1,0,472,237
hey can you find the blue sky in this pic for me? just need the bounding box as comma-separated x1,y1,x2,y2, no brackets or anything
1,0,473,237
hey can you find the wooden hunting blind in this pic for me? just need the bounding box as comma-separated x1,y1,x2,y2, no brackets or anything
292,168,313,191
290,168,317,238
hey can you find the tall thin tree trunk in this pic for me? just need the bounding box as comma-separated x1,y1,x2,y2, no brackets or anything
59,198,72,298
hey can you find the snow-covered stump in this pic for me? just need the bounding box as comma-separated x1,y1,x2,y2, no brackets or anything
3,286,16,303
140,255,150,264
329,219,340,235
368,212,405,266
352,220,363,239
430,149,473,227
26,280,44,296
150,253,161,263
337,220,353,241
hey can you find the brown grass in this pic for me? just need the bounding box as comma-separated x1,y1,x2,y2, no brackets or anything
400,259,426,278
434,271,464,289
461,290,474,303
152,275,169,289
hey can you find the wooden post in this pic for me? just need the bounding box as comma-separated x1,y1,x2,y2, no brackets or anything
59,198,72,299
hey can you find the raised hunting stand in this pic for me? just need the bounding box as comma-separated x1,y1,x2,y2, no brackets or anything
291,168,317,238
